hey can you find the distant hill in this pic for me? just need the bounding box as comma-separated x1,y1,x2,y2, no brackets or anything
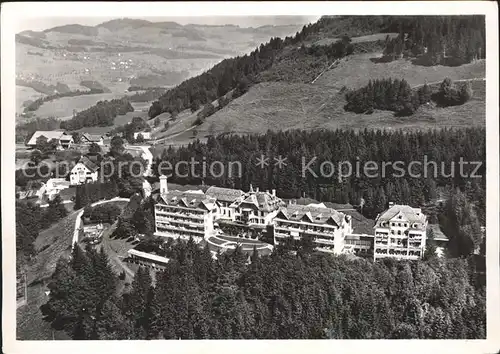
16,18,307,111
19,30,47,39
97,18,182,31
44,24,99,36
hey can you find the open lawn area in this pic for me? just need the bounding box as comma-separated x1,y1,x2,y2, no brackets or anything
16,85,45,113
202,75,485,135
33,92,127,120
311,32,398,47
314,54,485,89
74,109,149,135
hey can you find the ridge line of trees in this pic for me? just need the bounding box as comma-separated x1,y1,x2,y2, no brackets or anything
60,98,134,131
23,88,106,114
344,77,473,116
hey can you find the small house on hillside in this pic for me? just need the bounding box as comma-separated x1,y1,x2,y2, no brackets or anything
70,156,100,185
133,131,151,141
26,131,74,150
81,133,104,146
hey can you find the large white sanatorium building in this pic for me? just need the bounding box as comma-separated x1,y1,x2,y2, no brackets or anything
373,203,428,260
154,176,218,241
273,204,352,255
154,176,430,259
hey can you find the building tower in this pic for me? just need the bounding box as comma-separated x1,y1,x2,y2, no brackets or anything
159,175,168,195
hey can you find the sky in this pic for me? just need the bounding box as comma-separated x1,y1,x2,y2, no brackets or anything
17,16,321,33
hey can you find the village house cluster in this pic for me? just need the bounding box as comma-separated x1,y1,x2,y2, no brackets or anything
153,176,445,261
19,130,155,206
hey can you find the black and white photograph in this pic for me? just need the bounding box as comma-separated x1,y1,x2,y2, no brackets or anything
1,2,499,353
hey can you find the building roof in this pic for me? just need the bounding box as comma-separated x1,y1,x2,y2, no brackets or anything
235,191,284,212
206,186,245,203
26,131,67,145
128,249,170,264
275,204,345,226
75,156,100,172
376,204,426,225
343,209,375,235
428,224,449,242
81,133,103,142
158,190,217,211
59,135,73,142
46,178,70,189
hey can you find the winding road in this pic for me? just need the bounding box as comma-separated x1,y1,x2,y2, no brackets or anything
72,197,130,248
72,197,135,279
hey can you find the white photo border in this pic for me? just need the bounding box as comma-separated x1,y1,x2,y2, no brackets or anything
2,2,499,353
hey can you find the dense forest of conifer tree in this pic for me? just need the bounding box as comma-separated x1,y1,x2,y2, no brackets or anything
41,239,485,339
382,16,485,65
344,77,474,115
153,128,485,218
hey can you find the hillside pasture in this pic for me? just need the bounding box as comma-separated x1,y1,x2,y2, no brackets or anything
16,86,45,113
314,52,485,89
311,32,398,47
196,79,485,135
74,109,149,135
34,92,128,119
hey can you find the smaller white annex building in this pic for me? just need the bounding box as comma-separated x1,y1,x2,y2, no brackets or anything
70,156,100,185
373,203,428,261
134,132,151,141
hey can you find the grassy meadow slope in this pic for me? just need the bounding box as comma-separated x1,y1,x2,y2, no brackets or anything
193,57,485,134
34,92,129,119
314,53,485,89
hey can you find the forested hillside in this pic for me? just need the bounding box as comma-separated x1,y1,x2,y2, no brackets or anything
41,240,485,339
148,15,485,120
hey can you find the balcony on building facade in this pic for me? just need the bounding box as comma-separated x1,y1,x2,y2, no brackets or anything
156,223,205,235
155,206,205,220
316,247,336,254
154,230,204,242
275,232,300,241
345,239,372,249
275,221,337,235
314,238,336,246
156,213,204,224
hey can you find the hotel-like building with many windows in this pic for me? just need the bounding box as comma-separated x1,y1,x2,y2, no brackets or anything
153,176,433,260
373,203,428,260
154,176,217,241
273,203,352,255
